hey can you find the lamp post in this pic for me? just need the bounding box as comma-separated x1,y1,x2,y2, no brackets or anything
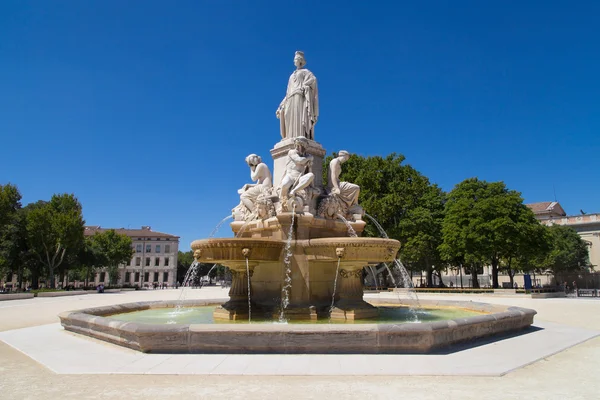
139,237,146,289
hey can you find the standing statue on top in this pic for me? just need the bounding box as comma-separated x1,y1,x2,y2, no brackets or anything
276,51,319,140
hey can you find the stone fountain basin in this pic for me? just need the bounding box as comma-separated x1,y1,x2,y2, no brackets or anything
304,237,401,263
190,238,285,264
59,298,536,354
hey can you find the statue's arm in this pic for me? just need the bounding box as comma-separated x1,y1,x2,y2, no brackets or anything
329,160,341,193
303,71,316,89
288,150,306,164
252,163,270,183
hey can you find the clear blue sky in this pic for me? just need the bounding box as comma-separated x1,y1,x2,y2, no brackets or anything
1,1,599,250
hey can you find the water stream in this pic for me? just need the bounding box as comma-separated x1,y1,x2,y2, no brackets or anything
209,215,233,238
329,257,342,316
364,213,421,320
279,209,296,322
336,213,357,237
245,257,252,322
368,265,379,290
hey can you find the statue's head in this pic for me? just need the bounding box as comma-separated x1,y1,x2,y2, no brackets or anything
245,154,262,167
294,136,309,152
294,51,306,68
193,249,202,261
338,150,350,163
256,194,275,219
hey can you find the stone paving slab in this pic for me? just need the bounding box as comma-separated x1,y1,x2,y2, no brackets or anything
0,321,597,376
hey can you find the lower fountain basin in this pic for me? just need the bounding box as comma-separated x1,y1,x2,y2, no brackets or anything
59,299,536,354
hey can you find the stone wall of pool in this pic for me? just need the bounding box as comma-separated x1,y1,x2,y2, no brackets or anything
59,299,536,354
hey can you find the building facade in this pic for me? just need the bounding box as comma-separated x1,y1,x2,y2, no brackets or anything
527,202,599,270
84,226,180,288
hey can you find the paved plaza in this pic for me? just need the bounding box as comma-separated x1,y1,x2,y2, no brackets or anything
1,287,599,399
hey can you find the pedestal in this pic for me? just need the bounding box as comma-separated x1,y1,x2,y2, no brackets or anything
213,262,256,321
270,138,326,191
329,264,379,321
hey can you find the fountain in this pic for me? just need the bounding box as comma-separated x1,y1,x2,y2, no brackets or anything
59,51,536,353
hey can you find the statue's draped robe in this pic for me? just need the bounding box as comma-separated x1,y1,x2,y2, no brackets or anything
327,164,360,209
280,68,318,140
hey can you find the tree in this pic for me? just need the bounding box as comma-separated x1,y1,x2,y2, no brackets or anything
440,178,541,288
177,250,194,284
500,216,551,287
323,153,447,287
0,184,23,281
90,229,134,285
538,225,589,277
25,194,85,288
176,250,216,285
73,237,107,287
399,184,446,287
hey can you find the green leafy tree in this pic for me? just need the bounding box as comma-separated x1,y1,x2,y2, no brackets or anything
74,237,107,287
500,216,551,287
90,229,134,285
440,178,541,288
177,250,194,283
538,225,589,277
0,184,23,281
25,194,85,288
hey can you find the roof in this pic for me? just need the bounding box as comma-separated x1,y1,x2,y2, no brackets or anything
526,201,566,216
84,226,180,239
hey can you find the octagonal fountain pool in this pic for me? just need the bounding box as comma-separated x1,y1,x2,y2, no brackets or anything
59,298,535,354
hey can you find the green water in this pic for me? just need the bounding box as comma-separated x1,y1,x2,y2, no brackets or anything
109,305,484,325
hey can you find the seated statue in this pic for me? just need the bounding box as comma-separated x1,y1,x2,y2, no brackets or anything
233,154,273,221
319,150,363,220
278,136,315,211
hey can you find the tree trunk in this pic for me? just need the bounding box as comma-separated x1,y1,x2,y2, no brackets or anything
471,264,480,288
59,270,65,289
426,266,434,287
435,270,446,287
491,256,499,289
17,265,23,291
508,270,515,287
48,266,55,289
31,270,39,290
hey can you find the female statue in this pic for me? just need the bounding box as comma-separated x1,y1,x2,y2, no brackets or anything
276,51,319,140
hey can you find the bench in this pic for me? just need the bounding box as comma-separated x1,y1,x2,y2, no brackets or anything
577,289,597,297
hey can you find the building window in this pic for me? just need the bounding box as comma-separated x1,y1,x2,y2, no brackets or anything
125,272,131,282
135,257,141,266
136,244,142,253
165,244,171,253
144,272,149,282
6,273,13,282
154,257,160,266
156,245,161,253
146,244,151,253
126,258,131,266
99,272,106,282
145,257,150,267
153,272,159,282
163,272,169,282
135,272,140,282
164,257,169,266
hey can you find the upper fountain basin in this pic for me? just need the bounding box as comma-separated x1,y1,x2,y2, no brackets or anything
304,237,400,263
191,238,285,264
